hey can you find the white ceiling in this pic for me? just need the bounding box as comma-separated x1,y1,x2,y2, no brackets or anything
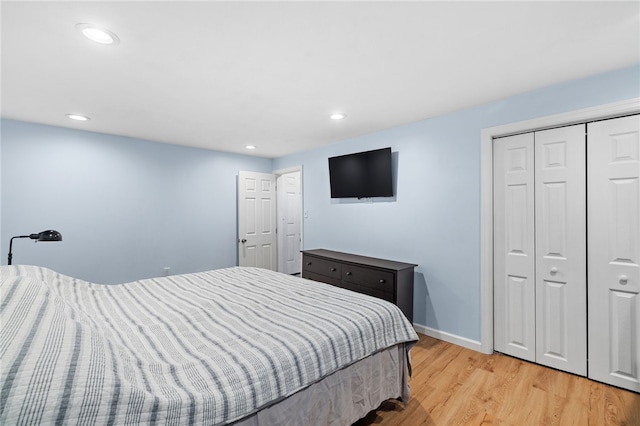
2,1,639,158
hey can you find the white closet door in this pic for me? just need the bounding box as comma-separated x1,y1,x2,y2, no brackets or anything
494,133,536,361
534,125,587,375
588,114,640,392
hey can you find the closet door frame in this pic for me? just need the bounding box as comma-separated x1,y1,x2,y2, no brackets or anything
479,97,640,355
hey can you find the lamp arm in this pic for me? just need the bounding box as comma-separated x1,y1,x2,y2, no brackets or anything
8,235,31,266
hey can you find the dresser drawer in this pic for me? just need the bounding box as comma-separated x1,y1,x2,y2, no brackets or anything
344,281,394,303
302,270,342,288
303,255,342,280
342,264,394,293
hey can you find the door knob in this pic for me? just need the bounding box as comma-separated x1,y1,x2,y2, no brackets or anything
550,267,558,275
240,239,247,243
620,275,629,285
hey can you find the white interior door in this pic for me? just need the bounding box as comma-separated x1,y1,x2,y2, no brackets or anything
534,125,586,375
494,132,536,362
238,171,277,270
588,114,640,392
277,171,302,274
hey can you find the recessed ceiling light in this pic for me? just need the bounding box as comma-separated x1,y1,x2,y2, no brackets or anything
245,145,256,150
330,113,346,120
76,23,120,45
66,114,91,121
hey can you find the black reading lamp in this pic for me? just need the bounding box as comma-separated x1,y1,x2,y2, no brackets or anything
7,230,63,265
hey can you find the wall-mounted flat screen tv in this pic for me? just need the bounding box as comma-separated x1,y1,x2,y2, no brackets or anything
328,147,393,198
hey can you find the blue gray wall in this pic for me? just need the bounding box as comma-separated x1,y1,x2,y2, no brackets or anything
274,63,640,342
1,64,638,342
0,121,272,283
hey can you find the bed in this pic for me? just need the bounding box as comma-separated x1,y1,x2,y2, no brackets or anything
0,265,418,425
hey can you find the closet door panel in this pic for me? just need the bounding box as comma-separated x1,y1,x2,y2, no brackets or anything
534,125,587,376
588,114,640,392
494,133,536,361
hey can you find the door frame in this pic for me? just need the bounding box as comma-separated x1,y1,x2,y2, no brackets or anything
479,97,640,354
237,166,304,271
274,166,304,273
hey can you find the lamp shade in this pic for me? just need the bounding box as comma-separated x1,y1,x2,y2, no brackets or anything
36,230,62,242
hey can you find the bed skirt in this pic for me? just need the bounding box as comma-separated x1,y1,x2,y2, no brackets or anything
233,343,410,425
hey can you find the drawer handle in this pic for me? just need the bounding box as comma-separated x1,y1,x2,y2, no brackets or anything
620,275,628,285
330,268,336,272
379,279,386,283
346,272,352,276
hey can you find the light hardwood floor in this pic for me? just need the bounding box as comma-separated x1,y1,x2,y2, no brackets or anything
355,334,640,426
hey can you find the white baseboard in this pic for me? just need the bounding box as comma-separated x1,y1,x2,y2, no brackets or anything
413,323,487,354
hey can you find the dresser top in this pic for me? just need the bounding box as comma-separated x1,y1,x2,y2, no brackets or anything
302,249,417,271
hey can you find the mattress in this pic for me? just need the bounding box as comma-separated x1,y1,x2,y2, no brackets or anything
0,265,418,425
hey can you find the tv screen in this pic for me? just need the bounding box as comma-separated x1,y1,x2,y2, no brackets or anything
328,147,393,198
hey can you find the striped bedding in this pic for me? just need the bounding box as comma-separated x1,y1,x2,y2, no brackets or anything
0,265,418,425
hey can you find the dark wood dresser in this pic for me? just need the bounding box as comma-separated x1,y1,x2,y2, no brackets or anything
301,249,416,322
